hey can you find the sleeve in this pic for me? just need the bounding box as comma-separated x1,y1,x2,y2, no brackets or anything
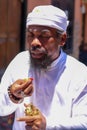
0,88,18,116
0,51,29,116
46,85,87,130
0,54,21,116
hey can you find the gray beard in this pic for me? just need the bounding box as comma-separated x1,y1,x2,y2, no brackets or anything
29,52,52,69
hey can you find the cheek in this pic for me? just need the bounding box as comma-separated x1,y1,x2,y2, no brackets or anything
26,39,32,50
48,37,58,47
45,39,58,55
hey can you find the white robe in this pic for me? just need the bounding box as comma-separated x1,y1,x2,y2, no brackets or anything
0,50,87,130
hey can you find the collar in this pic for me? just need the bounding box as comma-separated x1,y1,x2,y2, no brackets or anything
44,49,67,71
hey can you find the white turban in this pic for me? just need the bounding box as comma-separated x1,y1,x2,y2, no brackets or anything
26,5,69,32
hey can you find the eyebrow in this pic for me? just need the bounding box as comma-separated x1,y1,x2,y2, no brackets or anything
27,28,52,32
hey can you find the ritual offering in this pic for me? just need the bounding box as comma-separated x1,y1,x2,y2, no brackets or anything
25,103,39,116
24,77,33,82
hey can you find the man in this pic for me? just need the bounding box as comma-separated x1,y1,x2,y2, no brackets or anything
0,5,87,130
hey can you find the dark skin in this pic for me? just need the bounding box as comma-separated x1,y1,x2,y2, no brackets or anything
26,25,67,61
9,25,67,130
17,103,46,130
10,78,33,99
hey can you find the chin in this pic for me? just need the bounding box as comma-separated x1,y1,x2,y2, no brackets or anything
30,54,52,69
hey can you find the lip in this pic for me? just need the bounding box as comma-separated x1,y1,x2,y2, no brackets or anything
31,52,44,58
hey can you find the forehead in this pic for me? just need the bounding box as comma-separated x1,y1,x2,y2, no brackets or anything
27,25,57,32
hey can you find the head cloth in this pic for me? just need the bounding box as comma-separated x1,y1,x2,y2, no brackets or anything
26,5,69,32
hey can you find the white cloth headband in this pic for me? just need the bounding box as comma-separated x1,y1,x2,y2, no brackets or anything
26,5,69,32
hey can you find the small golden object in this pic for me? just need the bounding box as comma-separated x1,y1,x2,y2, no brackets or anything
24,78,33,82
24,78,28,82
25,103,39,116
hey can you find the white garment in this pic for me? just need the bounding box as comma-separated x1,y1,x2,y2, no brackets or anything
0,50,87,130
26,5,69,32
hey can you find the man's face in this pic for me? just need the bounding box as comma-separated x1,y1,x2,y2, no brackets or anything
26,25,63,69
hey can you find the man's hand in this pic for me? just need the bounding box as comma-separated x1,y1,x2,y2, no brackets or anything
10,78,33,98
17,104,46,130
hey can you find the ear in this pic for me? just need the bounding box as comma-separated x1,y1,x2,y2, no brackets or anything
59,33,67,47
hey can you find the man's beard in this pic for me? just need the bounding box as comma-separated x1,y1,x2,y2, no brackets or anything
29,48,53,69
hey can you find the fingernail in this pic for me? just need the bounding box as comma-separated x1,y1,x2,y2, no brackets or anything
30,78,33,81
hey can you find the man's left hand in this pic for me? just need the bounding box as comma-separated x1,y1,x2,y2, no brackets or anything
17,104,46,130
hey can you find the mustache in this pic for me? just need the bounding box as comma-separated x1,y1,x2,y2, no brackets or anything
30,46,47,54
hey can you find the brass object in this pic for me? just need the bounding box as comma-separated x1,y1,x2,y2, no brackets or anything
25,103,39,116
24,78,33,82
24,78,30,82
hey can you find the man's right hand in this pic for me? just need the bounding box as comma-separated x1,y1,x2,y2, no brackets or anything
9,78,33,99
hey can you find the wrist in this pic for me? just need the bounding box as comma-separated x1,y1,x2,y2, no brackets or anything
8,86,24,104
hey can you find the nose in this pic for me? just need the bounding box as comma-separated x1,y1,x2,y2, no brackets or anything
31,37,41,48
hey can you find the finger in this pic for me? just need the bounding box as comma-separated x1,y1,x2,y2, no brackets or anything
19,80,32,91
34,120,41,127
32,124,38,130
11,81,27,93
13,80,32,95
24,103,33,108
24,84,34,96
16,78,33,85
26,121,33,126
24,103,29,107
14,79,25,85
26,119,41,129
10,79,33,98
16,116,36,122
